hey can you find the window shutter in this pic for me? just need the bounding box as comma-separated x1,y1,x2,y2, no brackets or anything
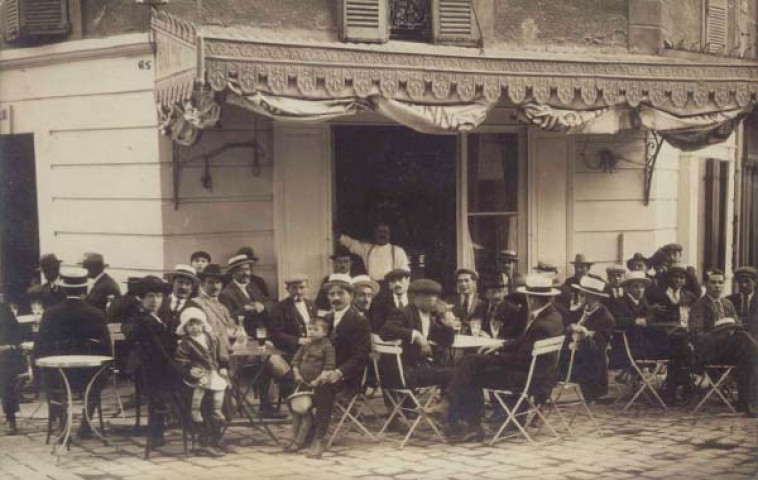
4,0,70,43
340,0,388,43
705,0,728,53
432,0,476,45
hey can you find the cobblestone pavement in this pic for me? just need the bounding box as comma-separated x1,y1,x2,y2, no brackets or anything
1,386,756,480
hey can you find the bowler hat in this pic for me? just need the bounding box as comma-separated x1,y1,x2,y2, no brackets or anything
409,279,442,296
322,273,354,292
626,253,648,270
39,253,63,270
498,250,519,262
570,254,594,266
661,243,683,253
734,266,758,281
236,246,260,263
81,252,108,268
481,275,507,290
385,268,411,282
667,263,689,277
455,268,479,281
137,275,172,296
606,265,626,275
351,275,380,296
198,264,226,282
165,264,199,284
571,276,609,298
516,275,561,297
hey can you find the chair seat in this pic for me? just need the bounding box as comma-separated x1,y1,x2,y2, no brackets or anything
704,364,733,369
635,359,669,365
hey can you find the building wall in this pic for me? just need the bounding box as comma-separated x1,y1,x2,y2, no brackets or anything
159,104,278,297
0,33,163,285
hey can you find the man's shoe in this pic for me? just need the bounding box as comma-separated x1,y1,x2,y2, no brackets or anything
283,441,301,453
448,424,484,443
202,445,226,457
6,419,18,435
306,439,324,459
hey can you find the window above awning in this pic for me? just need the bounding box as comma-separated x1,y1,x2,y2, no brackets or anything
153,10,758,114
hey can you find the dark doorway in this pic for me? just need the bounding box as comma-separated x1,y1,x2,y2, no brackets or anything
333,126,457,290
0,135,39,311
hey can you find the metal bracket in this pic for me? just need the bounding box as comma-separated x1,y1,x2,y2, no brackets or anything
643,130,663,206
172,140,265,210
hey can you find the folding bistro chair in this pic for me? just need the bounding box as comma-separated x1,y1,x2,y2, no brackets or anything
106,323,126,418
371,335,445,449
621,331,668,411
691,365,736,414
547,335,602,434
489,335,565,446
327,366,379,448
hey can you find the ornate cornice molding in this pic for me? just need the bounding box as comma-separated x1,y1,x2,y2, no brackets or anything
198,37,758,112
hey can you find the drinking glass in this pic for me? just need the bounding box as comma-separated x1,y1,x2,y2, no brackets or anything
256,326,268,349
470,318,482,337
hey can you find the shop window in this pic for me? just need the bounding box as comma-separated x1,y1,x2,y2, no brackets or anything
464,133,522,276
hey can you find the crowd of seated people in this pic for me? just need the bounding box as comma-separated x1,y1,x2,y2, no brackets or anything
1,233,757,459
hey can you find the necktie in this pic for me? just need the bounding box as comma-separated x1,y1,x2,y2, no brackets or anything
715,299,725,318
462,295,469,314
742,296,749,317
396,295,404,308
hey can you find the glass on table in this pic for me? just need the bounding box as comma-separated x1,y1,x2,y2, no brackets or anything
256,326,268,349
469,318,482,337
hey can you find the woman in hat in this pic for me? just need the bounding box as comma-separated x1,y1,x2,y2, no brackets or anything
563,276,616,402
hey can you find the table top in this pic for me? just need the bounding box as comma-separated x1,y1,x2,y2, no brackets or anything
16,314,41,324
452,335,505,350
230,344,282,358
36,355,113,368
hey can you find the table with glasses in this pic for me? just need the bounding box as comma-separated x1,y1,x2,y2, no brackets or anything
452,335,505,350
35,355,113,461
228,338,283,444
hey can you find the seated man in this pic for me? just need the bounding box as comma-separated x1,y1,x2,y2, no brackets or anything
380,279,456,389
219,255,271,335
307,274,371,458
270,274,316,361
194,264,241,355
728,266,758,337
658,243,700,298
351,275,380,320
564,277,616,403
370,268,411,333
479,275,524,340
560,254,603,312
159,265,202,330
448,268,485,333
314,246,364,313
690,269,758,417
427,275,564,442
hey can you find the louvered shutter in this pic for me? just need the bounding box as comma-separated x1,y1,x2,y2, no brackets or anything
705,0,728,53
340,0,388,43
4,0,70,42
432,0,476,45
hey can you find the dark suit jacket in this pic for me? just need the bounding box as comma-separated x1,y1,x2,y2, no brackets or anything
481,300,525,339
85,273,122,313
107,295,140,325
250,274,270,299
447,293,486,334
368,289,405,334
611,295,652,331
0,302,24,393
325,307,370,389
270,297,316,357
381,305,455,368
689,295,737,345
727,292,758,336
34,298,111,358
157,295,201,334
646,286,698,328
125,309,184,395
39,282,66,310
219,281,271,334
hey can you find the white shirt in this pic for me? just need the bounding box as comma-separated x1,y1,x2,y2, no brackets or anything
394,293,408,309
627,293,642,307
333,306,349,331
459,293,475,313
340,234,410,281
294,299,311,324
170,294,186,312
666,287,681,305
412,310,432,344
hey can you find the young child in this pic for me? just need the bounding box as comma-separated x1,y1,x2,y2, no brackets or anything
284,317,335,453
175,307,229,424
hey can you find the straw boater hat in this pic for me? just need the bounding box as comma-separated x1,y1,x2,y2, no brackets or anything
59,268,90,294
570,254,594,266
351,275,380,296
322,273,354,292
176,306,211,336
626,253,648,270
226,254,256,273
621,271,652,287
165,264,199,284
286,390,314,415
284,273,309,285
197,264,227,282
516,275,561,297
734,266,758,281
571,276,609,298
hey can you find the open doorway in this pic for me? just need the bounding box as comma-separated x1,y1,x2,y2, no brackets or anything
333,126,457,290
0,134,39,312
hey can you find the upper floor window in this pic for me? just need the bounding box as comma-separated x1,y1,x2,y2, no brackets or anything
390,0,431,42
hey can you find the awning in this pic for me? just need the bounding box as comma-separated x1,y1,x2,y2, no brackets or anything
152,10,758,146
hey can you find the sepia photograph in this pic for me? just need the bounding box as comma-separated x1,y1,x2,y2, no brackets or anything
0,1,757,479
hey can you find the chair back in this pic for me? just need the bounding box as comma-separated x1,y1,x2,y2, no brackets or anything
108,323,125,342
524,335,565,394
563,333,580,384
51,338,104,356
620,330,636,364
370,333,407,389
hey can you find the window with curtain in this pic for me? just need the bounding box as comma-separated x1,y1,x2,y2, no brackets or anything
466,133,521,275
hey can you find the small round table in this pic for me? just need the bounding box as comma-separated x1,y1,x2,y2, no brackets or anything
452,335,505,350
35,355,113,461
16,314,41,325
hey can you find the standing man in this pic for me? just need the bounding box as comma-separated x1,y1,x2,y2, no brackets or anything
626,253,649,273
370,268,411,333
159,265,201,331
727,266,758,337
219,254,271,334
270,274,316,361
496,250,525,296
194,264,239,354
338,223,410,283
315,246,356,313
604,265,627,301
449,268,484,332
658,244,700,298
37,254,66,309
426,275,565,442
308,273,371,458
561,254,602,312
690,269,758,417
82,252,121,313
190,251,212,275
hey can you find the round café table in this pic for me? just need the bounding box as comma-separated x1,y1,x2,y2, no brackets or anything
452,335,505,350
35,355,113,461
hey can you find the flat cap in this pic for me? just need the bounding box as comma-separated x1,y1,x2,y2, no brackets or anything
409,279,442,295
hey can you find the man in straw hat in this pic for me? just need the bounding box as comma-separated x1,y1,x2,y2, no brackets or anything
561,254,603,312
564,276,615,402
307,273,370,458
688,268,758,417
235,246,271,299
351,275,380,330
81,252,121,313
34,267,112,438
315,246,362,313
427,275,564,443
728,266,758,337
219,254,271,335
159,265,202,332
270,273,317,361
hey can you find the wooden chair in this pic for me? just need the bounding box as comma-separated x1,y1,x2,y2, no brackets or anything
620,331,668,411
327,365,378,448
691,365,736,414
